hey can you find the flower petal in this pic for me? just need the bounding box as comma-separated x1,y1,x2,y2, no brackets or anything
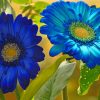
23,59,40,79
80,45,90,62
50,45,65,56
6,67,17,92
18,67,30,89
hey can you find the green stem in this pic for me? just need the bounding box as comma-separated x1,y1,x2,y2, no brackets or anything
15,87,20,100
0,90,5,100
63,86,68,100
98,88,100,100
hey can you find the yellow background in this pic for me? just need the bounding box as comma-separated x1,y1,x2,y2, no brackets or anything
5,0,100,100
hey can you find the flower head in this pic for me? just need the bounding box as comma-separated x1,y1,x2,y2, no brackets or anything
0,13,44,93
40,1,100,68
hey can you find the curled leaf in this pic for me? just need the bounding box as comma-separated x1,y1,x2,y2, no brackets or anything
34,61,76,100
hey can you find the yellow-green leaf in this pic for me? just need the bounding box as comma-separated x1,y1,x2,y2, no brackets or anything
12,0,31,4
78,64,100,95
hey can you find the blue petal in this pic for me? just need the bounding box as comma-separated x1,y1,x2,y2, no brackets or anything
68,44,80,56
25,47,34,57
40,25,64,36
72,47,81,60
41,13,64,28
25,45,44,62
48,34,69,44
0,66,9,93
1,75,8,93
0,67,17,93
0,13,14,36
23,59,40,79
80,45,90,62
86,59,97,68
50,45,65,56
94,42,100,49
19,24,38,40
41,1,78,27
30,24,38,35
33,46,45,62
88,9,100,23
6,67,17,92
14,15,32,33
89,14,100,30
0,66,4,79
89,46,100,58
51,1,77,21
14,15,34,38
41,2,67,26
88,46,100,65
18,67,30,89
40,25,50,35
76,1,90,22
95,26,100,35
64,39,75,52
64,41,81,60
22,36,42,48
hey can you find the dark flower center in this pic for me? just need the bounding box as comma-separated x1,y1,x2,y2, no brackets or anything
69,22,95,42
1,43,20,62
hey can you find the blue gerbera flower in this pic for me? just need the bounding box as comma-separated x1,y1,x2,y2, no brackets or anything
0,12,44,93
40,1,100,68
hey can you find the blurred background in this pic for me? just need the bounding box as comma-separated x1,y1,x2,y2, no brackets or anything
4,0,100,100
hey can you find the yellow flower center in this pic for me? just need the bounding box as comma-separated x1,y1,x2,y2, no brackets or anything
70,22,95,42
2,43,20,62
74,27,90,39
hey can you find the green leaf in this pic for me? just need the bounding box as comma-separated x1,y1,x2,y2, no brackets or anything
78,64,100,95
21,1,48,25
31,15,43,26
33,1,49,14
34,61,76,100
20,1,48,25
12,0,32,4
0,0,15,15
21,5,31,13
20,55,70,100
5,0,15,15
0,0,3,10
32,1,48,25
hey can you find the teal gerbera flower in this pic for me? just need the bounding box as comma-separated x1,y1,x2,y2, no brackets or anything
0,13,45,93
40,1,100,68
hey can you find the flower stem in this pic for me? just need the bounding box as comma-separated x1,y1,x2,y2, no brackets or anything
15,87,20,100
98,88,100,100
0,90,5,100
63,86,68,100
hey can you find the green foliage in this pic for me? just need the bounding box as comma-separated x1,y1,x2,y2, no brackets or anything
33,1,49,14
34,61,76,100
21,1,49,25
0,0,3,11
0,0,15,15
12,0,32,4
0,0,7,12
78,64,100,95
20,55,70,100
5,0,15,15
0,90,5,100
